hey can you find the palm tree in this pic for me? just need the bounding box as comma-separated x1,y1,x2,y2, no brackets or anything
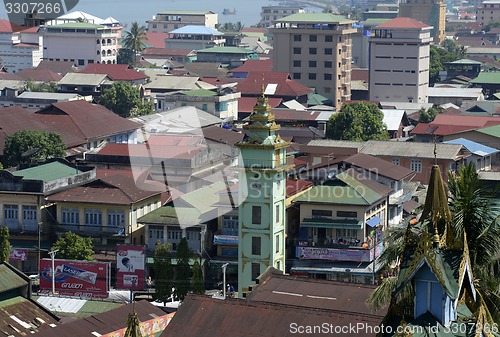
122,22,148,65
368,163,500,322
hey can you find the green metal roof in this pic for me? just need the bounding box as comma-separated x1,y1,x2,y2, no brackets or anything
275,12,351,23
51,22,104,29
307,93,332,106
301,218,364,229
0,264,28,293
196,46,256,54
469,72,500,85
477,124,500,137
335,171,384,204
13,161,82,182
363,18,391,25
158,10,213,15
294,184,381,205
181,89,218,97
448,58,482,65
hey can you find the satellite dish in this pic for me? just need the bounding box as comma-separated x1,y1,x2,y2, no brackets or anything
308,126,325,138
327,171,335,180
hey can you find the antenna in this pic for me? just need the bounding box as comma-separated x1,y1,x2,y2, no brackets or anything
433,133,437,165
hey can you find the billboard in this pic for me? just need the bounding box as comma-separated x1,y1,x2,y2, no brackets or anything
116,245,145,290
40,259,110,298
296,242,383,263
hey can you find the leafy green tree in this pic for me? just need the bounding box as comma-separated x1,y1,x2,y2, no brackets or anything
326,102,389,141
3,130,66,168
429,42,465,85
98,81,152,118
23,78,58,92
154,243,174,304
0,227,10,262
191,261,205,295
174,238,192,300
117,48,134,65
50,232,94,261
484,19,500,32
418,105,445,123
122,22,148,64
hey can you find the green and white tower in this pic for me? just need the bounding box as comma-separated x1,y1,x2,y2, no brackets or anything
236,89,292,297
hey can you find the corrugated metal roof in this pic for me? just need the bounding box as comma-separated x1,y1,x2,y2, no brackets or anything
477,124,500,137
0,264,28,293
443,138,499,156
307,139,364,149
170,25,222,35
361,140,467,160
13,161,82,182
428,87,483,98
37,297,86,313
381,109,405,131
58,73,110,86
275,12,352,23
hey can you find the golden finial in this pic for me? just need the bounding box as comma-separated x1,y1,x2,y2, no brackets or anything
433,223,440,248
261,73,265,98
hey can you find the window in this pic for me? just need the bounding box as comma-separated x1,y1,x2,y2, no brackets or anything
201,103,208,111
337,211,357,218
276,234,280,253
392,158,400,166
293,60,301,67
62,208,79,224
22,206,36,221
325,35,333,42
252,206,261,224
276,204,280,223
324,73,332,80
78,59,85,66
324,48,332,55
293,73,301,79
309,48,317,55
252,236,261,255
294,34,302,41
324,61,332,68
293,47,301,54
149,225,164,240
309,35,317,42
410,159,422,173
312,209,332,218
85,208,102,228
251,263,260,281
108,210,125,228
308,73,316,80
222,215,238,236
4,205,18,225
308,60,316,67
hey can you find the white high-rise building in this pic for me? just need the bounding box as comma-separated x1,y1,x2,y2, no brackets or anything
0,20,43,73
369,17,432,104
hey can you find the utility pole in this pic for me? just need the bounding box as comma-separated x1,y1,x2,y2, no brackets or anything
222,263,228,299
48,249,59,294
37,222,42,278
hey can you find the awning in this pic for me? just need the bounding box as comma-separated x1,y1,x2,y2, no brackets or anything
403,199,421,214
366,216,382,227
301,218,364,230
213,235,238,246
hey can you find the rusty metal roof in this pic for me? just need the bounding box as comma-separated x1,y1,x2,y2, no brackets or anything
0,264,28,293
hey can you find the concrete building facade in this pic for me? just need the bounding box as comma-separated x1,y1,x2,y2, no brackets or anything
0,21,43,73
260,5,306,28
147,10,218,33
476,1,500,27
369,17,432,104
41,22,121,66
271,13,356,108
398,0,446,44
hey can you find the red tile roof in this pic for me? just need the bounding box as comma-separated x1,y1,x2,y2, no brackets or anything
0,19,23,33
412,114,500,136
286,178,313,197
202,125,245,145
34,100,140,146
0,72,22,80
35,60,78,75
351,68,369,82
230,59,273,73
16,68,63,82
96,142,205,160
47,170,161,205
237,71,313,98
238,96,282,113
145,32,169,49
343,153,414,180
376,17,430,29
80,64,149,81
242,27,267,33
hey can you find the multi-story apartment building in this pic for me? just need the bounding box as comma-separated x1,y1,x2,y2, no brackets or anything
398,0,446,44
476,1,500,27
270,13,356,107
165,26,225,50
41,22,121,66
260,5,306,28
147,10,218,33
0,20,43,73
369,17,432,104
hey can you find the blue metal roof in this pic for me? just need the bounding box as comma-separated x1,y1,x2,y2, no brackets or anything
366,216,382,227
170,25,222,35
443,138,499,156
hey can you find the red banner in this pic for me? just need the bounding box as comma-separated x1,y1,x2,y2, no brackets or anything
40,259,110,298
116,245,145,290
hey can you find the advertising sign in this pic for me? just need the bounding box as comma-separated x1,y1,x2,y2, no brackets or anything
39,259,110,298
100,313,174,337
9,249,27,261
296,245,381,263
116,245,145,290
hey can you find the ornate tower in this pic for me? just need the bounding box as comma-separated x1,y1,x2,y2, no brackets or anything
236,89,292,297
